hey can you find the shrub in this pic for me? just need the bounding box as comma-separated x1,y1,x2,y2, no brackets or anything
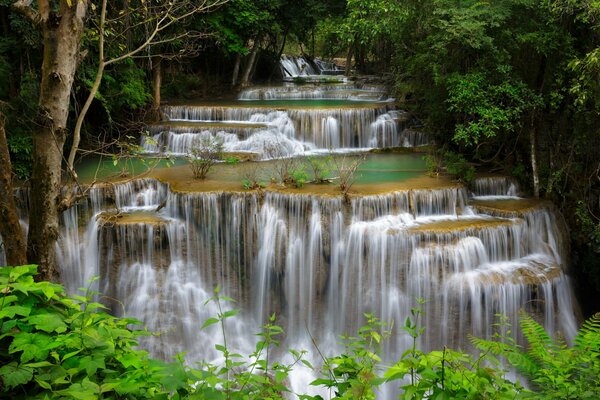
188,136,224,179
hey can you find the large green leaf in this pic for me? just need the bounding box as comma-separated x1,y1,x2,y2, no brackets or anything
9,332,53,362
27,312,67,333
0,362,33,388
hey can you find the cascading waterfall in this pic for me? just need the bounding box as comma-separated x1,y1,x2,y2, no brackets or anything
0,170,580,398
472,176,520,197
238,85,387,101
0,62,579,399
157,103,419,151
46,177,578,371
145,74,427,158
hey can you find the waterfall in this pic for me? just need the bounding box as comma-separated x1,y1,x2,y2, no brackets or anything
472,176,520,197
154,103,424,153
0,57,578,399
47,178,577,361
279,55,343,78
238,85,387,101
0,168,578,399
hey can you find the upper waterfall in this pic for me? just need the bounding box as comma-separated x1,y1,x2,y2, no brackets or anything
280,55,344,79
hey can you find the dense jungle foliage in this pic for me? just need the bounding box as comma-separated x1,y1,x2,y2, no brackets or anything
2,265,600,399
0,0,598,336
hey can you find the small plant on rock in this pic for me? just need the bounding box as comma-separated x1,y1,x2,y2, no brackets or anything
304,155,333,183
331,153,366,197
188,136,224,179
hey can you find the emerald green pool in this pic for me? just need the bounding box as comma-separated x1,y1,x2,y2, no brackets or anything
75,153,428,186
167,99,391,108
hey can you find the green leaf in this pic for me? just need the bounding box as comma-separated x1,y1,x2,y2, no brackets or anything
0,305,32,318
9,332,53,362
28,312,67,333
222,309,239,319
202,317,220,330
0,362,33,388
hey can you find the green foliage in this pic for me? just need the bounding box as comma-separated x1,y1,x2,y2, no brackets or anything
311,314,389,400
447,70,542,148
386,305,524,399
423,151,444,177
290,167,309,188
472,312,600,399
6,133,32,180
3,266,600,399
78,59,151,121
443,151,476,183
0,265,183,399
423,149,475,183
304,155,333,183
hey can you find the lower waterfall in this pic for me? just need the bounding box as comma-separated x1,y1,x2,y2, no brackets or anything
45,175,580,397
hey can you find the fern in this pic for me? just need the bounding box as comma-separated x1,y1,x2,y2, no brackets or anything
469,335,540,377
574,312,600,353
471,312,600,399
518,312,562,367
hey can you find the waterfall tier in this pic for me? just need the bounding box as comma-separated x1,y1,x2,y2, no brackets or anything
280,55,344,79
238,85,388,101
45,177,578,367
145,102,425,157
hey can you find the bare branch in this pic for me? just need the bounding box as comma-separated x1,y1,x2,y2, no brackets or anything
67,0,228,176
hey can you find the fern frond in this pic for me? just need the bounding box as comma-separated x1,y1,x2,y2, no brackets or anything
519,312,557,366
574,312,600,354
469,335,541,377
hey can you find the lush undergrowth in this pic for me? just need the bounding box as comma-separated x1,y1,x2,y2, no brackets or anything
1,265,599,399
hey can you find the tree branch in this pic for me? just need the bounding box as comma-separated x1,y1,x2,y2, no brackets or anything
11,0,39,25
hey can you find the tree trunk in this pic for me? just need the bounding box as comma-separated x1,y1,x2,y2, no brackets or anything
240,39,260,87
530,56,546,199
268,32,287,82
0,111,27,266
27,0,87,280
152,58,162,112
231,53,241,87
345,44,353,76
530,118,540,199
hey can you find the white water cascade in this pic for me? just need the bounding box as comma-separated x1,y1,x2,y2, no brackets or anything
142,63,427,158
29,173,577,396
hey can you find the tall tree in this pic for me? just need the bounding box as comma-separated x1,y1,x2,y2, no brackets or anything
11,0,87,279
7,0,225,279
0,109,26,266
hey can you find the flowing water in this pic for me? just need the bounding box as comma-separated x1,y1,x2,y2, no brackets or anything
2,64,581,398
143,78,426,158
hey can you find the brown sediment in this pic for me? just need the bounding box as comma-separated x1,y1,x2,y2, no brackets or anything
162,100,391,110
97,211,167,226
474,262,562,286
148,163,457,196
470,198,552,217
409,217,515,234
149,121,268,129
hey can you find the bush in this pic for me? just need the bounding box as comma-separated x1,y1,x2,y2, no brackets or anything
0,265,180,399
188,136,224,179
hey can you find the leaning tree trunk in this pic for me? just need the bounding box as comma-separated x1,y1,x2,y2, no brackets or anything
19,0,87,280
345,43,354,76
240,39,260,87
231,53,241,87
0,111,27,266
